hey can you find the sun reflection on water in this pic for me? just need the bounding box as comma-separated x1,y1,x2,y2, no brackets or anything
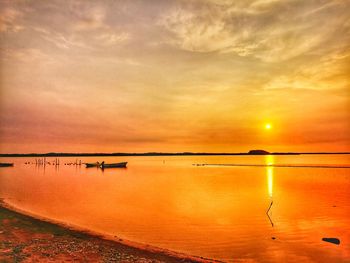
267,167,273,198
266,155,274,199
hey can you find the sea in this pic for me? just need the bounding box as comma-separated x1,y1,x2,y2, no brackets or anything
0,154,349,262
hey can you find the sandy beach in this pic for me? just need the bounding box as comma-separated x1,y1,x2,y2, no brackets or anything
0,204,212,263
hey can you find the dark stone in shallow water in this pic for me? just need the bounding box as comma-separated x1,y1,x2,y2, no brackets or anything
271,237,276,240
322,238,340,245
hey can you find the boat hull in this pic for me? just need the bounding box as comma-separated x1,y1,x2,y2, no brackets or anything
85,162,100,168
101,162,127,168
0,163,14,167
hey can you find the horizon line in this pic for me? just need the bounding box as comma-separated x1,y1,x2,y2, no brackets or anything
1,151,350,157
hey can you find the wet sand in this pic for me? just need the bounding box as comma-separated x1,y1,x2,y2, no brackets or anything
0,204,214,263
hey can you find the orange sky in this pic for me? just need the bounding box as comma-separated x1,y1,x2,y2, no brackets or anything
0,0,349,153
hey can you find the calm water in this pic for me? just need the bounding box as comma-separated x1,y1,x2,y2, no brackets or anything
0,155,349,262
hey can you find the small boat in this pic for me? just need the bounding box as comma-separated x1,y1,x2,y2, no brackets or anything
0,163,14,167
100,162,127,168
85,162,100,168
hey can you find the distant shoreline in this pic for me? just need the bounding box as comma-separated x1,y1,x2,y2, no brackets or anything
0,152,349,157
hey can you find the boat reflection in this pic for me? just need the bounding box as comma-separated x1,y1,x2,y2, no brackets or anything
266,155,274,227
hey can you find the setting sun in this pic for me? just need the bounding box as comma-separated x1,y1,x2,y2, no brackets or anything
265,123,272,130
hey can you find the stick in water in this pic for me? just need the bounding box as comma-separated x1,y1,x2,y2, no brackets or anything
266,200,273,214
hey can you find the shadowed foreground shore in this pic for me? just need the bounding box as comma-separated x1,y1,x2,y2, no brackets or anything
0,205,210,263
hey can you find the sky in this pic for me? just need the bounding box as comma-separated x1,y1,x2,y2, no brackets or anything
0,0,349,153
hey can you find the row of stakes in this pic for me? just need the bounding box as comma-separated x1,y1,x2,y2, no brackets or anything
24,158,82,166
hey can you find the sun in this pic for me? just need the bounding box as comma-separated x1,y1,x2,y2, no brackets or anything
265,123,272,130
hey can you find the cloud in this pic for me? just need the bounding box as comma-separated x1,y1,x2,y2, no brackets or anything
0,1,131,53
71,4,107,32
159,0,350,62
95,32,130,46
0,47,54,63
264,49,350,90
0,6,24,32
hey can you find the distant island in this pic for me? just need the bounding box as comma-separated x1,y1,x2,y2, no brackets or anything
248,149,270,155
0,150,349,157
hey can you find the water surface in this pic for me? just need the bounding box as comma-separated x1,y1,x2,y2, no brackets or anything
0,155,349,262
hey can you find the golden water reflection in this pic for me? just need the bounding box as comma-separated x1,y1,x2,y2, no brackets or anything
265,155,274,227
266,155,274,199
